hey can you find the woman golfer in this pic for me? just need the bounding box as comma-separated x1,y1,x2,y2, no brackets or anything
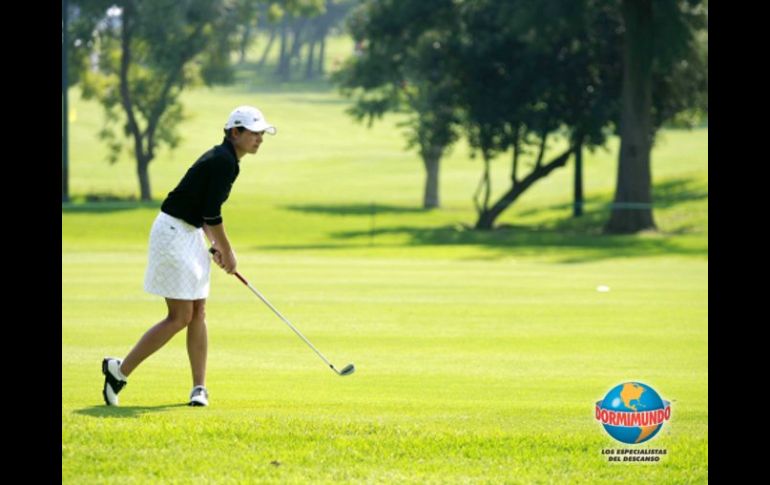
101,105,276,407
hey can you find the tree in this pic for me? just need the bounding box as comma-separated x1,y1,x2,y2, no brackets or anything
304,0,357,80
233,0,263,65
337,0,622,219
606,0,656,233
266,0,355,81
457,0,637,229
71,0,240,200
271,0,325,81
339,0,705,230
336,0,460,209
605,0,707,233
65,0,124,202
63,0,71,202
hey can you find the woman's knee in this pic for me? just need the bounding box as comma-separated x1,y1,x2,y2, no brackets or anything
190,312,206,328
190,300,207,326
165,300,195,330
166,313,193,331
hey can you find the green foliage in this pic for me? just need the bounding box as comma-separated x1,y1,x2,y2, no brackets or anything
337,0,460,167
69,0,242,197
650,1,708,130
336,0,706,225
66,0,114,88
263,0,327,26
340,0,707,154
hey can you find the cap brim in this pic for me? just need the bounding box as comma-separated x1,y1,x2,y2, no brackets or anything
245,123,277,135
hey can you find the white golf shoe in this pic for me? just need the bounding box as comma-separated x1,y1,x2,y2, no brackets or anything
189,386,209,407
101,358,127,406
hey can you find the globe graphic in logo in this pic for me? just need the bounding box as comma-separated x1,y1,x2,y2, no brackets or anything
595,382,671,444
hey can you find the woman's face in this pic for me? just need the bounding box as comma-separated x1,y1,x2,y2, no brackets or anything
232,129,264,157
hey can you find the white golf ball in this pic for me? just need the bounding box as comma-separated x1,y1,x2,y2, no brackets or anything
597,285,610,292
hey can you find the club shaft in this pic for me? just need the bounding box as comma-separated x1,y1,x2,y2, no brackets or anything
237,273,334,369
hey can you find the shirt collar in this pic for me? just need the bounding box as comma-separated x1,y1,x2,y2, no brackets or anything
221,138,239,163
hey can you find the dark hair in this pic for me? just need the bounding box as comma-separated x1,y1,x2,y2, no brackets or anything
224,126,246,138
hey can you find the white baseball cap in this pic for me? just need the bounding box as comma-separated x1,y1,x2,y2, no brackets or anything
224,105,277,135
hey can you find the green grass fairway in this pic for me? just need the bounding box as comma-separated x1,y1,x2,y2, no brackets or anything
63,253,706,483
63,38,707,482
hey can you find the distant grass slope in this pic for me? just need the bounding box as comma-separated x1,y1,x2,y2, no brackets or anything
64,76,706,260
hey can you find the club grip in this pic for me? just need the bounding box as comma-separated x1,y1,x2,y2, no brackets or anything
234,272,249,285
209,247,248,286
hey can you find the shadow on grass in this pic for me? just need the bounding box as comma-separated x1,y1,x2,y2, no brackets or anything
283,203,427,216
73,403,189,419
264,177,706,262
328,223,704,262
516,177,707,218
255,219,706,262
62,195,161,214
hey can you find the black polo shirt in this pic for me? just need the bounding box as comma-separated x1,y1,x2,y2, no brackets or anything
160,138,240,227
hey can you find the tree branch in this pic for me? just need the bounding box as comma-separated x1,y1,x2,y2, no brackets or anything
119,1,144,161
144,23,206,160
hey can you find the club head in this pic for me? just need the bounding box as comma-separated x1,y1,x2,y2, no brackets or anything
337,363,355,376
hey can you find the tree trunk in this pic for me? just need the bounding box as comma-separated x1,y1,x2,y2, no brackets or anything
475,209,497,231
473,155,492,216
289,18,307,62
475,148,572,230
137,157,151,201
422,146,442,209
238,23,252,64
257,27,276,69
318,35,326,75
573,139,583,218
276,21,289,79
305,39,316,80
119,3,151,202
62,0,69,202
606,0,656,233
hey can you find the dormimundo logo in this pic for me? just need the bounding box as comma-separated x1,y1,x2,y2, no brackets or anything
595,382,671,445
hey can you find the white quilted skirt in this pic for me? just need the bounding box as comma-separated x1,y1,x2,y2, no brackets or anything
144,212,210,300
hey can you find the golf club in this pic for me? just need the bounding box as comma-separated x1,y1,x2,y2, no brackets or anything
209,248,355,376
